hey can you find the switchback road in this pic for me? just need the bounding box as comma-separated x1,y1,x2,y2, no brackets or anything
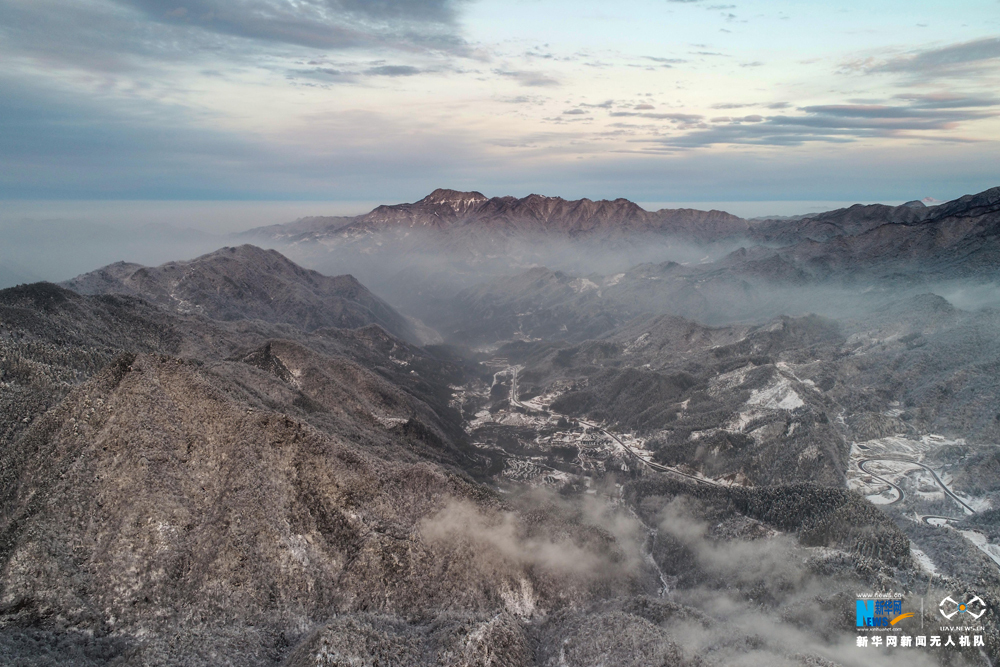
858,456,975,515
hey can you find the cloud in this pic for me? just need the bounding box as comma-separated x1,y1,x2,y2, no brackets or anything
117,0,470,50
4,66,998,205
289,61,429,83
0,1,997,205
0,0,474,83
610,111,704,123
563,109,588,115
422,501,604,576
292,66,353,82
643,56,686,67
498,95,549,105
496,95,549,106
365,64,422,76
0,72,492,200
845,36,1000,80
712,101,790,110
892,92,1000,109
0,75,275,198
709,113,762,123
493,69,560,87
800,103,985,120
652,498,939,667
420,492,647,588
648,99,998,148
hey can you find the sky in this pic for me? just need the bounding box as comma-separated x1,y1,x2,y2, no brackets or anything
2,0,999,204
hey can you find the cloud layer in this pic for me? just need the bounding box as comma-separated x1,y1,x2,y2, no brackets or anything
0,0,998,201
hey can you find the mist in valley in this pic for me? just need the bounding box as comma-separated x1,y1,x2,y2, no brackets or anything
4,0,1000,660
3,188,1000,666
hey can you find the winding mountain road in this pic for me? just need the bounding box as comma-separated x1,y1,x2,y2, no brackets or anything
920,515,962,525
857,459,904,505
858,456,975,515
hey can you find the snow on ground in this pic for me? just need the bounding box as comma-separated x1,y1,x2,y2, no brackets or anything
910,544,941,576
707,364,756,396
622,333,650,355
959,530,1000,568
746,378,804,410
569,278,599,294
850,435,953,460
866,488,901,505
498,412,547,427
775,361,821,392
520,384,568,412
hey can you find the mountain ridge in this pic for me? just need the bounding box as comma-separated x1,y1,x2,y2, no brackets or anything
246,188,750,243
240,186,1000,285
245,185,1000,245
61,245,420,343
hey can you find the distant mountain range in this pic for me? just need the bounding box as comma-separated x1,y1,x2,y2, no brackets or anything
234,185,1000,349
246,186,998,257
247,188,750,243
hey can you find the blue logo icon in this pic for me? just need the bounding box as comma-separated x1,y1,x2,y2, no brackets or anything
857,598,912,627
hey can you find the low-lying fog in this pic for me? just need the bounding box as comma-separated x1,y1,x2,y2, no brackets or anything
0,200,373,286
1,198,902,288
4,197,1000,665
6,199,1000,341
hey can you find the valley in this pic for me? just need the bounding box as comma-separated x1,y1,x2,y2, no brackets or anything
3,185,1000,665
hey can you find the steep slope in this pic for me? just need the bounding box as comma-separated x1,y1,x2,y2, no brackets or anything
436,255,830,346
0,283,185,450
0,283,726,666
244,215,355,242
0,282,476,476
63,245,418,343
504,314,850,487
0,352,651,665
442,267,634,345
0,281,639,664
